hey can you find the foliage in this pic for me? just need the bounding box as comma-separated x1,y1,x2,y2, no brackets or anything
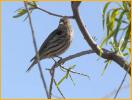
101,1,131,58
13,2,37,18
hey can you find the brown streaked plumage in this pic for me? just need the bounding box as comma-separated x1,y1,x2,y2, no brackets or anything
27,16,73,72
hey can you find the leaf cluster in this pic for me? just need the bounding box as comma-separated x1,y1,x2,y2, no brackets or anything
101,1,131,57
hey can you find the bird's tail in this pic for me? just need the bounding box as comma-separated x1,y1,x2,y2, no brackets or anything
26,57,36,72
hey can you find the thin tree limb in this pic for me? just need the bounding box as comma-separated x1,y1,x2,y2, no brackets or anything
48,50,94,96
24,2,50,98
60,66,90,79
71,1,130,75
36,6,74,19
49,62,56,98
114,66,130,98
102,84,130,98
58,50,95,64
49,60,65,98
48,50,94,98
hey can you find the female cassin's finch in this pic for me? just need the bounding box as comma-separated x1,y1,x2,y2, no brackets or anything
27,16,73,72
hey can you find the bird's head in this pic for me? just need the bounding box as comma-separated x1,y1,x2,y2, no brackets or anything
59,16,71,26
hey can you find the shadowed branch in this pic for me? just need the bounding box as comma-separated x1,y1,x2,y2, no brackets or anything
71,1,130,75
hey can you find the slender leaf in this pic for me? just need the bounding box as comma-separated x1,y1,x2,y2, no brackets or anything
98,46,103,56
123,52,129,56
122,2,128,10
111,9,120,30
101,31,114,47
27,1,37,8
69,74,76,86
106,10,111,36
113,11,126,47
69,65,76,70
57,73,68,86
13,9,27,18
101,11,126,47
103,2,111,29
101,60,111,76
121,24,130,51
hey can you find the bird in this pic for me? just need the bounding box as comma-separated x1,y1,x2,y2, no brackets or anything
27,16,74,72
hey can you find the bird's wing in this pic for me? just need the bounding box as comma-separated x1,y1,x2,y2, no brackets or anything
39,28,62,54
30,28,62,61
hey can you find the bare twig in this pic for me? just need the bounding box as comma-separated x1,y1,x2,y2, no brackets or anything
114,66,130,98
58,50,95,64
60,66,90,79
49,63,56,98
49,65,65,98
71,1,130,75
49,58,65,98
102,84,130,98
48,50,94,97
44,50,94,71
24,2,49,98
36,6,74,19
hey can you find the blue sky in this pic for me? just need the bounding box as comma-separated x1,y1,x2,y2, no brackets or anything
2,2,130,98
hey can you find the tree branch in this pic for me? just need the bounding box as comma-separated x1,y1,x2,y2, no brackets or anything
71,1,130,75
58,50,94,64
102,84,130,98
48,50,94,98
114,66,130,98
24,2,50,98
49,59,65,98
36,6,74,19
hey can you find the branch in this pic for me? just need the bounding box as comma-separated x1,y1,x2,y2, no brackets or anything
60,66,90,79
49,66,55,98
102,84,130,98
48,50,94,98
58,50,94,64
49,59,65,98
71,1,130,75
36,6,74,19
24,2,50,98
114,66,130,98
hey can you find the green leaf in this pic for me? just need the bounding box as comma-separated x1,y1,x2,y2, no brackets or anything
98,46,103,56
57,74,68,86
101,60,111,76
101,11,126,48
105,8,119,36
123,52,129,56
121,24,130,51
69,65,76,70
57,65,75,86
113,10,126,47
27,1,37,8
106,10,111,36
110,9,120,30
122,2,130,20
13,9,27,18
122,2,128,10
126,12,130,21
101,31,114,47
128,48,131,53
102,2,111,29
69,74,76,86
